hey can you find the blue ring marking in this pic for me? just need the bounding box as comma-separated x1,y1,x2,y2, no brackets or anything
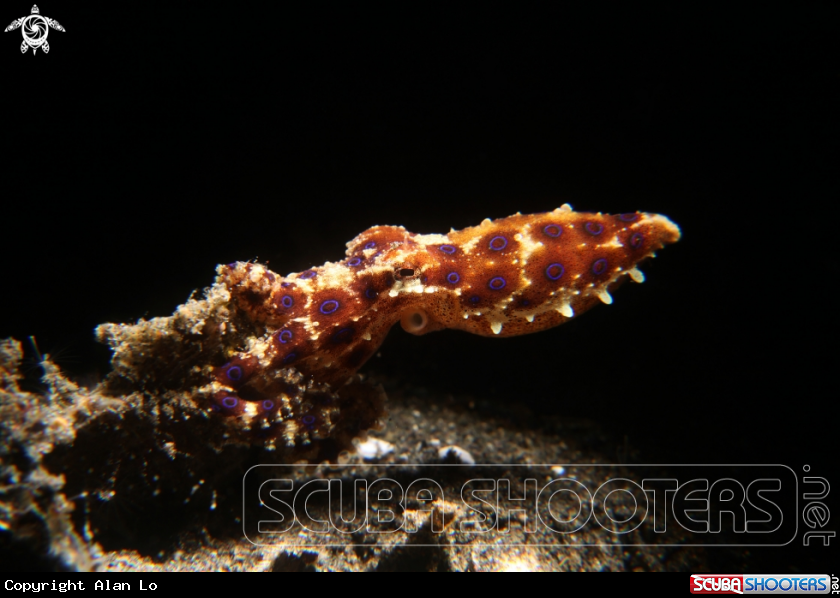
281,282,292,288
630,232,644,248
277,329,293,344
545,263,565,280
302,414,316,426
319,299,340,314
281,295,294,308
226,365,243,382
282,352,298,365
543,224,562,238
262,400,275,411
222,396,238,409
365,287,378,299
332,327,353,343
439,245,457,254
364,241,377,249
347,257,362,267
585,222,604,236
299,270,317,279
591,258,609,275
488,276,507,290
447,272,460,284
469,295,481,304
619,213,639,222
489,236,508,251
226,262,237,269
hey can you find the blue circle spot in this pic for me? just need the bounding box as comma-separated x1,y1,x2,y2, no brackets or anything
347,257,362,267
439,245,457,255
447,272,460,284
226,365,243,382
365,287,378,299
469,295,481,304
332,327,353,343
282,352,298,364
277,329,293,344
489,236,508,251
319,299,340,314
619,213,639,222
299,270,317,280
591,258,609,275
364,241,377,249
545,263,565,280
281,295,294,308
226,262,237,269
630,232,644,248
543,224,562,238
222,396,238,409
585,222,604,236
262,400,275,411
281,282,292,288
488,276,507,290
302,414,316,426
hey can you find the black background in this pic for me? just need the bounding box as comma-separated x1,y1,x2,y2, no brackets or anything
2,3,837,570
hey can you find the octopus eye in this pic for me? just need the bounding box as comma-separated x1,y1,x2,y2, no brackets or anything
630,232,644,248
394,267,417,280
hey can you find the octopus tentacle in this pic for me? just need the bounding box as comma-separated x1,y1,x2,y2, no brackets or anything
98,204,680,459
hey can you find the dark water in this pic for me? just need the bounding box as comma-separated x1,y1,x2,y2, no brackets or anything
2,3,836,572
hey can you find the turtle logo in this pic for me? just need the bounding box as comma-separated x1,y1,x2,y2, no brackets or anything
5,5,64,55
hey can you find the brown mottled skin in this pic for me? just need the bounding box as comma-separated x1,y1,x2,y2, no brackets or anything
94,205,679,458
212,205,680,413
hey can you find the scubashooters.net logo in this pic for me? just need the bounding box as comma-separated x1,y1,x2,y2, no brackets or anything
4,5,64,55
690,574,833,594
243,464,814,547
